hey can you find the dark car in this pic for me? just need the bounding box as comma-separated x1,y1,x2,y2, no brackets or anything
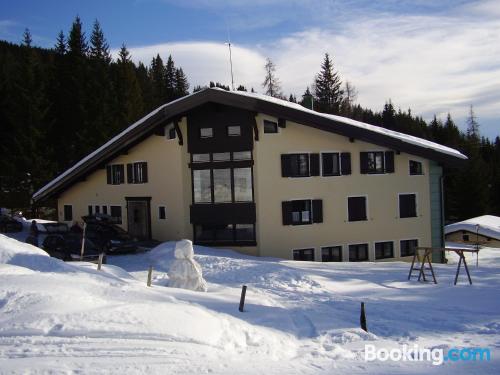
42,233,105,262
83,215,139,254
0,215,23,233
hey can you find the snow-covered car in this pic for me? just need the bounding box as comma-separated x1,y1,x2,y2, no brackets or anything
42,233,105,262
0,214,23,233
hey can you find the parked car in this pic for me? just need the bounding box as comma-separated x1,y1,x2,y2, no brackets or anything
0,214,23,233
42,233,105,262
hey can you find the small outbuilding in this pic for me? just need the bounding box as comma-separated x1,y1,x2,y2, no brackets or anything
445,215,500,248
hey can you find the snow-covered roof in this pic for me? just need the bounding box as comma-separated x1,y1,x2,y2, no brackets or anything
33,88,467,202
445,215,500,240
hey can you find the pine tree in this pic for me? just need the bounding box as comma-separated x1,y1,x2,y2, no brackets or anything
466,105,480,143
262,57,282,98
22,28,32,47
300,87,313,110
68,16,88,57
149,54,165,107
165,55,176,101
381,100,396,130
313,53,343,114
174,68,189,98
89,20,111,63
55,31,66,55
237,85,247,92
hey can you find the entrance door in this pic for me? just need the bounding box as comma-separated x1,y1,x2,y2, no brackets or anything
126,198,151,239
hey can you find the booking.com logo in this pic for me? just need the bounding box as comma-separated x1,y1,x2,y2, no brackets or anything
365,344,491,366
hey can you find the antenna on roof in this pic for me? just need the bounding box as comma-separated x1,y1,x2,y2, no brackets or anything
224,21,235,91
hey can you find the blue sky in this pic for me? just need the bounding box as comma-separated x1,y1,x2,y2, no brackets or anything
1,0,499,139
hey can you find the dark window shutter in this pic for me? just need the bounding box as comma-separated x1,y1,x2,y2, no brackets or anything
282,201,292,225
385,151,395,173
127,163,133,183
142,162,148,182
340,153,351,175
310,154,320,176
281,155,291,177
360,152,369,174
106,166,112,184
348,196,367,221
278,118,286,128
312,199,323,223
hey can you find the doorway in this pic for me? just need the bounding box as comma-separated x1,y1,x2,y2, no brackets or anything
126,197,151,239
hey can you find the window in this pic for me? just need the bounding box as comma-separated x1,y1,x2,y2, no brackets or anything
293,248,315,261
227,125,241,136
234,167,253,202
282,199,323,225
322,153,340,176
102,206,108,215
348,196,367,222
212,152,231,162
263,120,278,133
463,234,469,242
322,246,342,262
349,243,368,261
399,194,417,218
166,124,176,140
193,169,212,203
127,162,148,184
63,205,73,221
281,153,310,177
409,160,423,175
106,164,125,185
192,153,210,163
360,151,394,174
400,239,418,257
88,205,93,215
95,205,100,214
213,169,232,203
375,241,394,259
194,223,256,243
200,127,213,138
233,151,251,160
110,206,122,224
159,206,166,220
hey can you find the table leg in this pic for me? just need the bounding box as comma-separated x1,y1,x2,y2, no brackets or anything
454,251,462,285
462,253,472,285
408,253,418,280
426,253,437,284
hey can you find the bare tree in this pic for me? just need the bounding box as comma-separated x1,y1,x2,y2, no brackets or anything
344,81,358,106
262,57,282,98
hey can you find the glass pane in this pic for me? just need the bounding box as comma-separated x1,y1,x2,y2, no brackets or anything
195,225,214,241
264,120,278,133
213,169,231,203
322,153,340,175
213,152,231,162
234,167,252,202
227,126,241,136
233,151,251,160
215,224,234,241
298,154,309,175
192,154,210,163
200,127,213,138
235,224,254,241
193,169,212,203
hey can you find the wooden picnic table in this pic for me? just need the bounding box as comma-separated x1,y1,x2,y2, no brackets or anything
408,247,479,285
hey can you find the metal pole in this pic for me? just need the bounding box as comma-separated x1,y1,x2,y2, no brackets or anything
360,302,368,332
239,285,247,312
228,42,234,91
80,222,86,261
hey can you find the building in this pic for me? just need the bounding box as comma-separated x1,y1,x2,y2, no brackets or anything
445,215,500,248
33,88,467,262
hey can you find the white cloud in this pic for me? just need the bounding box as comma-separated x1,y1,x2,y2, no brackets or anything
120,1,500,137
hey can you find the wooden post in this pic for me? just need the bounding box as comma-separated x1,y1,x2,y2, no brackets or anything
147,265,153,287
80,222,87,261
360,302,368,332
97,253,104,270
239,285,247,312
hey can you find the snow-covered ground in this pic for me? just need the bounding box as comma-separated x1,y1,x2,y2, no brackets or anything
1,233,499,374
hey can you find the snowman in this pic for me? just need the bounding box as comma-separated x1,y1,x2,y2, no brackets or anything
168,239,208,292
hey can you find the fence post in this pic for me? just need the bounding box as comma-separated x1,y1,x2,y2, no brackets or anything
80,222,86,261
360,302,368,332
147,265,153,287
97,253,104,270
239,285,247,312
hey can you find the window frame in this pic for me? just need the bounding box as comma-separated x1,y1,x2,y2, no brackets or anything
321,245,343,262
400,239,419,257
63,204,73,222
292,248,315,261
398,193,418,218
348,243,369,262
158,206,166,220
321,152,341,177
374,241,394,260
200,127,213,138
107,164,125,185
127,161,148,184
366,151,385,174
409,159,423,175
263,119,279,134
282,153,310,178
347,195,368,222
193,223,256,245
290,199,312,225
227,125,241,137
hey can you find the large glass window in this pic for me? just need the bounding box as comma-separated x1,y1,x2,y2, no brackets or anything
349,243,369,261
194,223,256,243
192,153,210,163
293,248,315,261
322,246,342,262
233,151,251,160
375,241,394,259
213,152,231,162
400,239,418,257
399,194,417,218
367,152,384,174
193,169,212,203
234,168,252,202
291,200,312,225
200,127,213,138
290,154,309,177
348,196,367,222
213,169,232,203
215,224,234,241
235,224,254,241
